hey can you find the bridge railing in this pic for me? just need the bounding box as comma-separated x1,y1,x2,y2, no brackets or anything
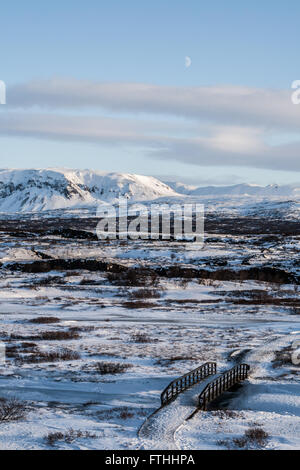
198,363,250,410
161,362,217,406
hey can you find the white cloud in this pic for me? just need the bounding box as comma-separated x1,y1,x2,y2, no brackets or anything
2,79,300,172
8,79,300,130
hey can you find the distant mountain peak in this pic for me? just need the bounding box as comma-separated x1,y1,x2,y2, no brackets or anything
0,168,178,212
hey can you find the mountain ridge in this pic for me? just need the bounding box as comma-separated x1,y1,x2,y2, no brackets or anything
0,168,300,213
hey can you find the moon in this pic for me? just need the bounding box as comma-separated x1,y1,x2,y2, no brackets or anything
185,56,192,68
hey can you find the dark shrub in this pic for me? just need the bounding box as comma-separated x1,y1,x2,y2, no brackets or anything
233,427,269,448
244,427,269,446
0,397,29,422
10,329,79,341
20,348,80,363
129,289,161,300
45,428,97,446
122,301,155,309
29,317,60,324
131,332,152,343
94,361,132,375
108,269,159,287
35,330,79,341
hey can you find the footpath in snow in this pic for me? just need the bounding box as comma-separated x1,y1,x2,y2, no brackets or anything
175,332,300,450
138,374,220,450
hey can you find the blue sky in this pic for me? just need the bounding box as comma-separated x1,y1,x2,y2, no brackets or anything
1,0,300,185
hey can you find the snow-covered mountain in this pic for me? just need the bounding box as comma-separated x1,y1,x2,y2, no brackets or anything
188,183,300,198
0,169,178,212
164,181,197,195
0,168,300,215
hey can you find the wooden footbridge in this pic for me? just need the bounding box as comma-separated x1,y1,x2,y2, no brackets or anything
160,362,217,406
139,362,250,449
160,361,250,411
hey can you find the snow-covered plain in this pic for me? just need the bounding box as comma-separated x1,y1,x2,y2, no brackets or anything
0,217,299,451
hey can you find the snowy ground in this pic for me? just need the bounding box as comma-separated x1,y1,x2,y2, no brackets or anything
0,219,299,450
